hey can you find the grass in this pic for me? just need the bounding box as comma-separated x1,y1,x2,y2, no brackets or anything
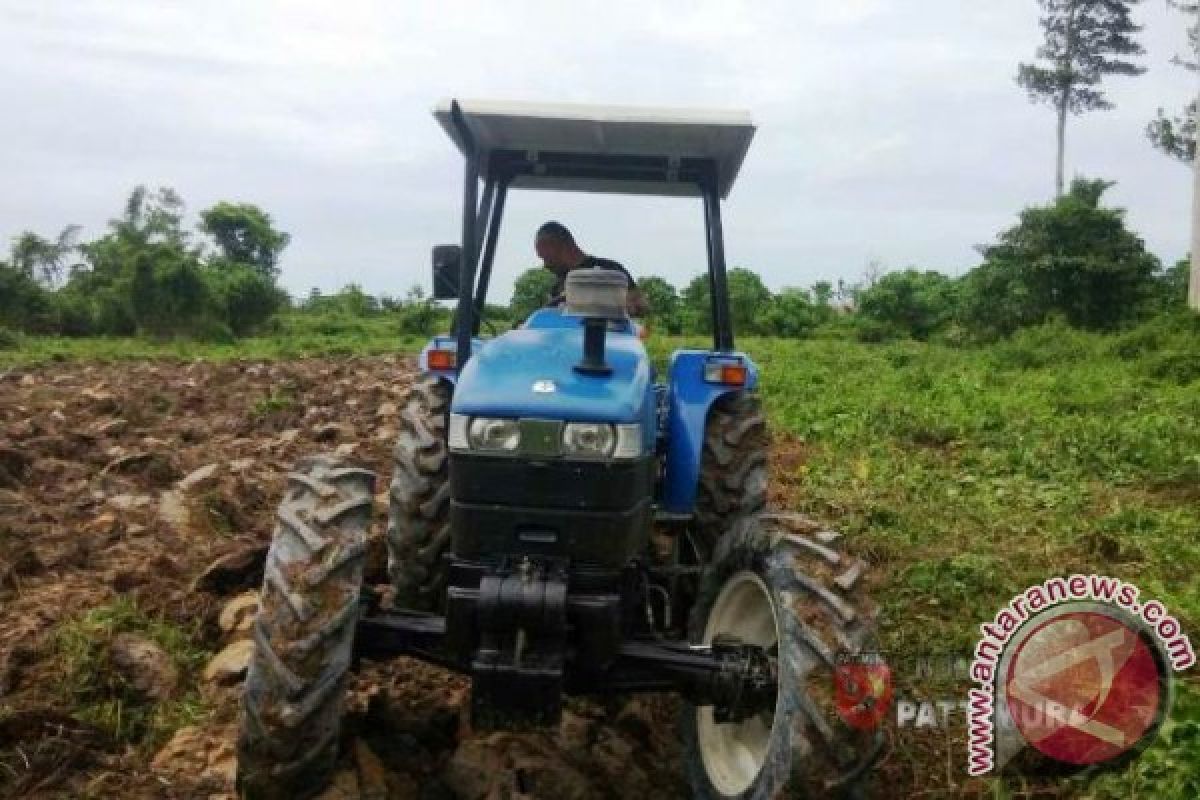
54,597,211,748
0,312,427,366
250,385,298,418
726,321,1200,797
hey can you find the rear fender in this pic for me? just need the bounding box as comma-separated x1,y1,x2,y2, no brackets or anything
660,350,759,513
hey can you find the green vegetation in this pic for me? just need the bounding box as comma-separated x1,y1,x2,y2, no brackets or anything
962,178,1162,335
510,267,557,322
0,186,289,340
3,175,1188,366
0,312,431,367
54,597,210,747
735,326,1198,797
496,180,1181,345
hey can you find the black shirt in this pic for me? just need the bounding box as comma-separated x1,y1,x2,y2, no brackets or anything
548,255,636,303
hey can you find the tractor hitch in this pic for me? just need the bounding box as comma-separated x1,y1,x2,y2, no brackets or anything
355,596,779,729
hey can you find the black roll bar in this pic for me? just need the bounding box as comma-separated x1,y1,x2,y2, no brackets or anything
443,125,737,354
473,180,508,335
450,101,480,371
702,167,734,352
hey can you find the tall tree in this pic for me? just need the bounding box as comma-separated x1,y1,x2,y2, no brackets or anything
1017,0,1146,197
8,225,80,285
1147,1,1198,163
199,202,291,279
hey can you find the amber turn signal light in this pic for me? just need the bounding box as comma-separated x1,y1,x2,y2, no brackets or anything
703,360,747,386
427,349,456,370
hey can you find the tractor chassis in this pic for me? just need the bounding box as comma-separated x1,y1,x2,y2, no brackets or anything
355,580,777,731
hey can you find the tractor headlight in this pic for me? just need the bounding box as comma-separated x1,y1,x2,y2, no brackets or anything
467,417,520,452
562,422,616,458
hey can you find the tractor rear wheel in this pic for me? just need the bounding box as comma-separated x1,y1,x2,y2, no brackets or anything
386,376,451,611
236,455,374,800
681,512,883,799
693,391,767,556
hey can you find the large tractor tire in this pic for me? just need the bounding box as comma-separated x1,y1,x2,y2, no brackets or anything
237,455,375,800
386,376,451,611
682,512,883,800
693,391,768,555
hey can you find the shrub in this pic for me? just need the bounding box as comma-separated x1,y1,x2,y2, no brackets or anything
963,179,1159,336
1109,311,1200,360
856,269,959,340
761,288,821,338
129,251,216,337
0,265,54,332
1141,350,1200,385
852,317,904,343
206,262,286,335
987,318,1098,370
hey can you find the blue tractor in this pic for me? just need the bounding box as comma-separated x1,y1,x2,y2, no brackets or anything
237,99,882,799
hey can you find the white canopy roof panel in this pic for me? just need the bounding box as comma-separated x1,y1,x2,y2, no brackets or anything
433,98,755,198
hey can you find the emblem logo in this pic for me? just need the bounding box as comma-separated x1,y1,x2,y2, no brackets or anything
1003,609,1165,766
532,380,556,393
834,653,894,730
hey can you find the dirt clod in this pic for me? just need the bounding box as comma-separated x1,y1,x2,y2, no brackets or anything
178,463,220,491
202,639,255,686
110,633,179,702
217,591,260,636
158,489,191,532
151,724,237,791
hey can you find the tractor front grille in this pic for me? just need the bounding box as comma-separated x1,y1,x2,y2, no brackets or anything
449,453,654,511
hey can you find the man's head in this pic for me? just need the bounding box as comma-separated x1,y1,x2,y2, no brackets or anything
535,221,583,273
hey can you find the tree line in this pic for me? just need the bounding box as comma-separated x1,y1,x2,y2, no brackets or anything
2,176,1189,346
505,178,1188,342
0,187,290,341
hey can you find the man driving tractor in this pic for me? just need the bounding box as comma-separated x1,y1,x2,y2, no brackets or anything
535,220,648,315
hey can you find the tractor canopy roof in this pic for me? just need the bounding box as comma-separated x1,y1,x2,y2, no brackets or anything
434,98,755,199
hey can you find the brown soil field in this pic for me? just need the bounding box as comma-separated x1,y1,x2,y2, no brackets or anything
0,357,697,799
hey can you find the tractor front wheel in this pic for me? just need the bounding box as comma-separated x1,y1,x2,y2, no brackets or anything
693,391,767,556
682,513,882,799
386,376,451,611
236,455,374,800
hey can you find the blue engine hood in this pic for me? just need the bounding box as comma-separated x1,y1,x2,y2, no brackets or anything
452,322,650,423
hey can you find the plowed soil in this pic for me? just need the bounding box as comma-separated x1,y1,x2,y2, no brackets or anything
0,357,693,799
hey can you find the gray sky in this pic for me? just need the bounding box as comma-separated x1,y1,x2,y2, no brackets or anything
1,1,1196,301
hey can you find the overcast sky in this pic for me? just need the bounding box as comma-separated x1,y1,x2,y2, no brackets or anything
1,1,1196,301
